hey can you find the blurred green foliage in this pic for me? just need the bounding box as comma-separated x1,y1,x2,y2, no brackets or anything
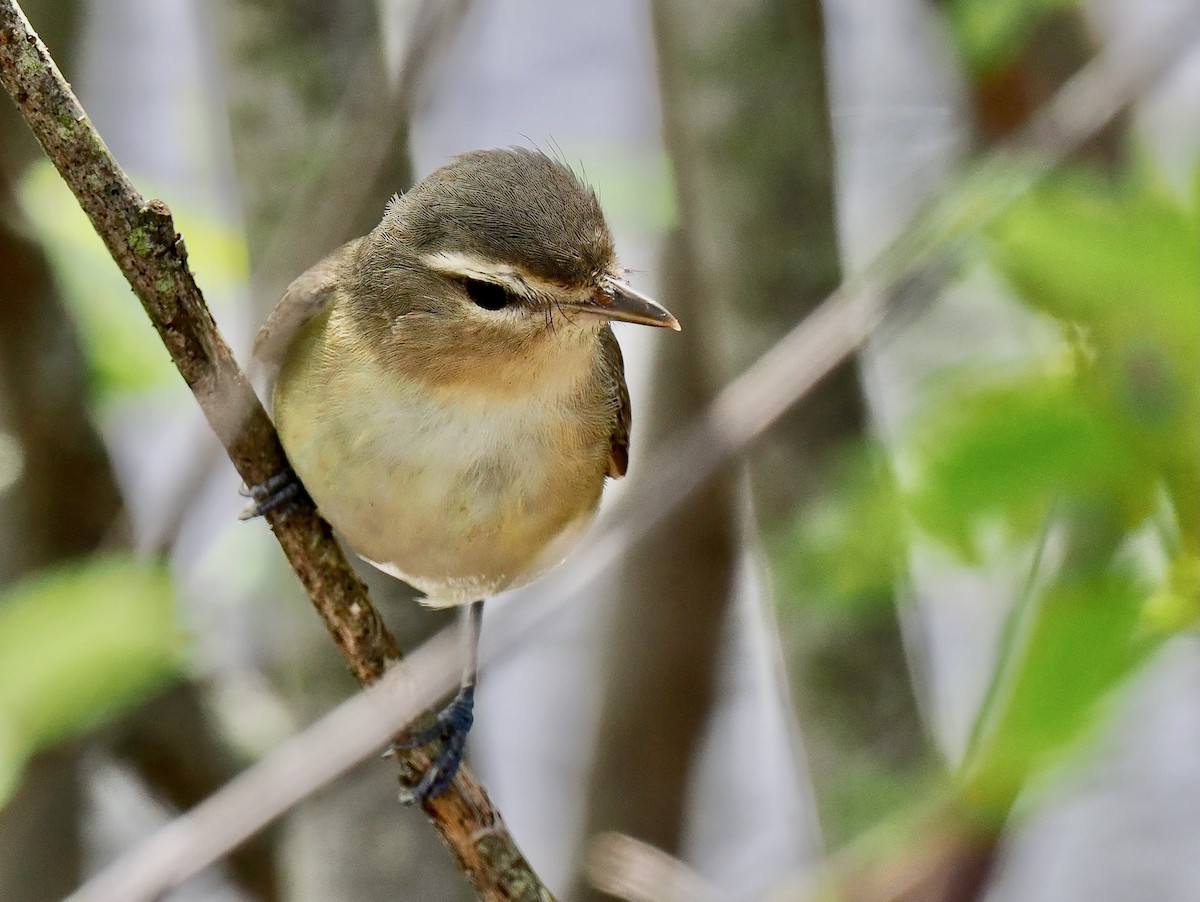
780,160,1199,832
906,362,1142,558
774,445,904,611
954,163,1198,816
562,144,679,233
18,161,249,401
0,556,183,805
942,0,1082,75
960,563,1156,814
771,445,921,844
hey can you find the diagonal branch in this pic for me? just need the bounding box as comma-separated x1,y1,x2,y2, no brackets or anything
0,3,550,900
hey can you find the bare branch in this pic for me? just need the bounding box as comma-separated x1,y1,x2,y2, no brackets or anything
584,833,722,902
0,3,550,900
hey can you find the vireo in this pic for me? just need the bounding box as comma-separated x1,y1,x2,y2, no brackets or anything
250,147,679,801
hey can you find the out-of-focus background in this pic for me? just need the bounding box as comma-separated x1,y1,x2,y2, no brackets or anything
0,0,1198,899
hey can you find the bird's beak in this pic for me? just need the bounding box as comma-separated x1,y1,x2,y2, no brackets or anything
561,276,681,331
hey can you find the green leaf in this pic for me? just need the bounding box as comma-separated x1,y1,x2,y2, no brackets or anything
1140,551,1200,636
958,566,1156,815
17,162,249,400
987,169,1199,379
902,367,1150,559
773,445,904,611
987,166,1200,528
942,0,1082,75
0,556,183,805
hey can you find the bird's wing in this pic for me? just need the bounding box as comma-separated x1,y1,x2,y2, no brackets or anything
598,325,631,479
252,241,357,372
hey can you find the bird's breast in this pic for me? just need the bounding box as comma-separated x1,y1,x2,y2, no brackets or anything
273,329,611,605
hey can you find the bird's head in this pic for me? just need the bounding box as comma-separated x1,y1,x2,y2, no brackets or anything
347,148,678,378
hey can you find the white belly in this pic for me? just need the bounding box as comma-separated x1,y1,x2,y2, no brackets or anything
274,355,608,606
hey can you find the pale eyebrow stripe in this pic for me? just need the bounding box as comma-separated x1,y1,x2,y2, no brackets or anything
421,250,567,298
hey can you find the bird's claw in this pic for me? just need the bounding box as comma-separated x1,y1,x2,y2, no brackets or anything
239,466,306,521
391,686,475,804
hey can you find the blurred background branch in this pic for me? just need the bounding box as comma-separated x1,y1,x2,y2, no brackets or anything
66,627,462,902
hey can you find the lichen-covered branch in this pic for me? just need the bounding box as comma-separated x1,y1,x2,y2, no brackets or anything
0,3,550,899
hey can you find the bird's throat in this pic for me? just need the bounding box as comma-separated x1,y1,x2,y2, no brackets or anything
366,309,602,402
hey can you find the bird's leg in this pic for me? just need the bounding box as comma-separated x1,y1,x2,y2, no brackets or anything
238,466,307,521
393,599,483,804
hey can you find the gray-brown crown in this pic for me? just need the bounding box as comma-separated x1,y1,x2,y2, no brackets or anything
381,147,615,286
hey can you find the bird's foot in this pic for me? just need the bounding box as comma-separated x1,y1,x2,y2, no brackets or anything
388,685,475,804
239,466,306,521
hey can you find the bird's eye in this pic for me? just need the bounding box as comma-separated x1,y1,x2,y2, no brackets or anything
464,278,512,311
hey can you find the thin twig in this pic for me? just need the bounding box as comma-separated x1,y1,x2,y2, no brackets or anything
584,832,723,902
0,4,550,900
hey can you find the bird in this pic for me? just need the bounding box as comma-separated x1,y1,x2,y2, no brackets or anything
248,147,679,802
